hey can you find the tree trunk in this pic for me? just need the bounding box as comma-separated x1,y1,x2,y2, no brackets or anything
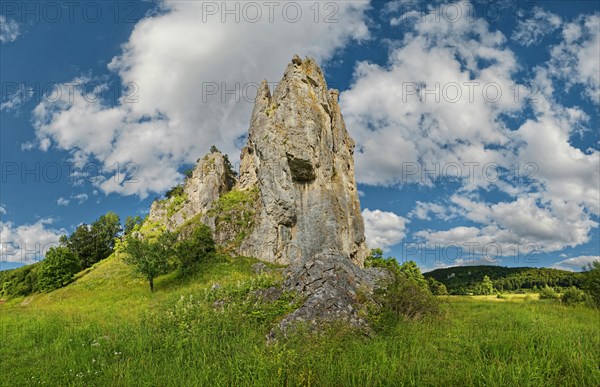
149,278,154,292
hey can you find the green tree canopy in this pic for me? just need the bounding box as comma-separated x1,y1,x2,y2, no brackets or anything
37,247,81,292
62,212,121,269
122,232,177,292
175,223,216,277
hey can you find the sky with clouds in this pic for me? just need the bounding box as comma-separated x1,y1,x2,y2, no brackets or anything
1,0,598,271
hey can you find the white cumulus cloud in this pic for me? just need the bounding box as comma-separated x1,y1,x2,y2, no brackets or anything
511,6,561,46
0,217,66,263
30,0,371,198
552,255,600,272
362,208,409,251
0,15,20,44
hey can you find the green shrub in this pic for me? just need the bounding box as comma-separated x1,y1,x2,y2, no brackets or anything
165,184,184,199
561,287,587,306
539,285,560,300
175,220,217,278
37,247,81,292
427,277,449,295
366,249,440,327
0,264,40,298
374,278,441,327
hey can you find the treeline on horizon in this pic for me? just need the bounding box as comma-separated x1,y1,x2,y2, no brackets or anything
425,265,587,295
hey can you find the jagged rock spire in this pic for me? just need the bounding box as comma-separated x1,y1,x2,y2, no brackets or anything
239,55,368,266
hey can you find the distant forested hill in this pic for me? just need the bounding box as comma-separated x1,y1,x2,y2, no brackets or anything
424,265,586,294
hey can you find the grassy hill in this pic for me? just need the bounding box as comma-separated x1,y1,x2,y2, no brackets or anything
1,256,599,386
425,265,585,294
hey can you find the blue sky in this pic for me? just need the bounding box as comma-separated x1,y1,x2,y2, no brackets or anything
1,0,599,272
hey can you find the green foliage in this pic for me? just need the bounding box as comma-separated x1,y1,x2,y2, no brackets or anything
165,184,184,199
63,212,121,269
208,188,258,252
167,193,188,217
366,250,440,326
0,264,40,298
425,265,585,294
373,276,441,327
427,277,449,295
364,248,384,267
37,247,81,292
210,145,219,153
582,260,600,308
136,219,166,240
561,287,587,306
2,254,600,386
121,233,177,292
474,275,495,295
175,219,217,277
124,216,144,236
183,168,194,180
539,285,560,300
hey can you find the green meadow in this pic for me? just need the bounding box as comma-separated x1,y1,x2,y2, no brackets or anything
1,255,599,386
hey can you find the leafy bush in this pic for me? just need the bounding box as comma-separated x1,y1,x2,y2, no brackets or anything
561,287,587,306
374,278,441,326
165,185,184,199
539,286,560,300
124,215,144,236
37,247,81,292
175,219,217,277
366,249,440,326
474,275,496,295
0,264,40,298
428,277,449,295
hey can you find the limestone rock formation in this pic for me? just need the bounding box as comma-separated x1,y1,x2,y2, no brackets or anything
238,55,368,266
148,55,368,267
147,151,233,231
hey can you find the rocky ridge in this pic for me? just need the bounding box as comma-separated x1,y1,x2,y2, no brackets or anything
147,55,385,332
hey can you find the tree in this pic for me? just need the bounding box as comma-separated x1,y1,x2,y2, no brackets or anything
63,212,121,269
124,215,144,236
399,261,429,291
184,168,195,180
90,212,121,263
477,275,495,295
365,248,384,267
37,247,81,291
427,277,448,295
210,145,219,153
122,232,176,292
175,223,216,277
63,225,94,268
583,261,600,307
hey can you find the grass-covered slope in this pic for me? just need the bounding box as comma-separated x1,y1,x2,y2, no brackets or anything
1,256,599,386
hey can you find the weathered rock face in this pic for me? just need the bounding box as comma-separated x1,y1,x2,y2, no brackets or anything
239,55,368,266
147,151,233,231
147,55,367,267
270,251,392,338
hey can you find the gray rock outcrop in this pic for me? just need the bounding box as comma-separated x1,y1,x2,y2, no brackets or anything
269,251,392,338
147,151,233,231
238,55,368,266
148,55,368,267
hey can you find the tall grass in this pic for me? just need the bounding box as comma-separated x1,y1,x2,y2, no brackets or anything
1,255,599,386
